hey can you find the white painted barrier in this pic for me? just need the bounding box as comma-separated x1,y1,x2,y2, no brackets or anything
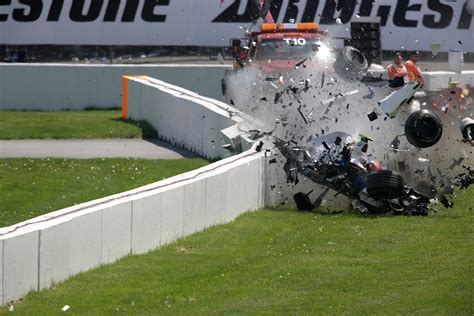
101,201,132,263
423,70,474,91
123,75,255,160
183,178,207,236
39,217,72,290
2,230,39,303
0,70,270,305
0,63,230,110
0,150,266,305
130,192,162,255
1,64,472,111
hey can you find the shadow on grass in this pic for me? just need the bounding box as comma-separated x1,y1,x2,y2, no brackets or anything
84,106,120,111
110,117,158,139
267,206,407,220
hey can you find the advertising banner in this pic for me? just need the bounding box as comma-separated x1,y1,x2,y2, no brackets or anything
0,0,472,52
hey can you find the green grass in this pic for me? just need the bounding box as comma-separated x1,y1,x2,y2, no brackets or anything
2,188,472,315
0,158,209,227
0,110,157,139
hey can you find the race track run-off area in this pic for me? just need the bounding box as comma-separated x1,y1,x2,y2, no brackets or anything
0,1,473,312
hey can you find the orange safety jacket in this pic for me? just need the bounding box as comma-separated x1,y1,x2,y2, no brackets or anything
387,63,407,88
405,60,423,82
387,63,407,79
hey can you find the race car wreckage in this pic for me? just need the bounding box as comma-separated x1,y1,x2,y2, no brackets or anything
223,0,473,216
275,133,473,216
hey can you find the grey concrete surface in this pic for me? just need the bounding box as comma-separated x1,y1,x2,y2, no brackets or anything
0,139,197,159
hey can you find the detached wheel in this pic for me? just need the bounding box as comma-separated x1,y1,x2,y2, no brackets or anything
294,192,314,211
334,46,368,77
366,170,404,200
405,110,443,148
461,117,474,141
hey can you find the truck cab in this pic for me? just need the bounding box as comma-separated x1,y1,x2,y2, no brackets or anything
223,22,369,97
232,22,331,73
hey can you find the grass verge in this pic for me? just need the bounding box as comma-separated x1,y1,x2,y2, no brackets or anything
0,158,209,227
2,188,472,314
0,110,157,139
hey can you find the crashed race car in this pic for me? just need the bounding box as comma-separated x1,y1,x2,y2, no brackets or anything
223,0,473,216
276,132,442,216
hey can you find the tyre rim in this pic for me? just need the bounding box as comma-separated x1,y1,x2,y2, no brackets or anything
415,116,441,141
350,49,365,66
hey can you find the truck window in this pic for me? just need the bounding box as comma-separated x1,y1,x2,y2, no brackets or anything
255,39,330,60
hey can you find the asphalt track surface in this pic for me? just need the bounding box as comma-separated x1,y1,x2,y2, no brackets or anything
0,139,197,159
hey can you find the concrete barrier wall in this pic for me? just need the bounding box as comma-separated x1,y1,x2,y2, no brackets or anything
2,63,472,111
423,70,474,91
0,69,268,305
124,76,250,160
0,63,230,110
0,150,265,305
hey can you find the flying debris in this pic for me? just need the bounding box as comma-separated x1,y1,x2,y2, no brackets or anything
297,105,308,124
379,81,422,118
404,110,443,148
294,58,308,69
221,12,473,217
275,133,434,215
455,166,474,190
367,111,378,122
461,117,474,142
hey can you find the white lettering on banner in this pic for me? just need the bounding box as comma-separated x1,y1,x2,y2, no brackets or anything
284,38,307,46
0,0,472,52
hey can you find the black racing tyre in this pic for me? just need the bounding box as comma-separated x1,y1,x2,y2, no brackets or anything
405,110,443,148
461,117,474,141
366,170,405,200
334,46,368,77
294,192,314,211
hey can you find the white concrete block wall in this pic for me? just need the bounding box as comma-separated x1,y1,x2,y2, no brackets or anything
224,153,266,219
423,70,474,91
2,230,39,305
226,163,247,220
183,178,207,236
0,151,265,305
0,241,2,304
202,110,230,159
205,171,229,226
186,102,205,155
160,185,185,246
3,64,473,111
243,156,265,212
125,76,240,159
130,193,162,255
39,218,72,290
0,64,230,110
0,67,267,305
68,211,102,274
101,201,132,264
